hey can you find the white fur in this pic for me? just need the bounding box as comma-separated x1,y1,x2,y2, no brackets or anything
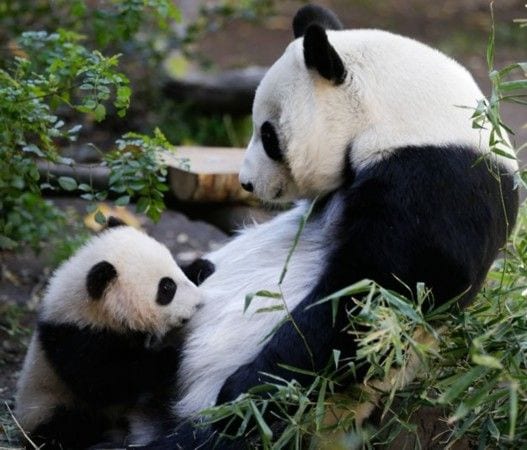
239,29,518,202
15,334,75,431
175,202,328,417
15,227,202,433
40,226,202,334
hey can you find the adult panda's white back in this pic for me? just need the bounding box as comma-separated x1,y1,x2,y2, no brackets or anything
175,203,327,417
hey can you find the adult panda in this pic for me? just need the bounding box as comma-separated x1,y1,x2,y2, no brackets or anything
152,4,519,448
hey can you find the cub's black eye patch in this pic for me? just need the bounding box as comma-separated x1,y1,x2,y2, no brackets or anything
157,277,177,305
87,261,117,300
260,121,283,162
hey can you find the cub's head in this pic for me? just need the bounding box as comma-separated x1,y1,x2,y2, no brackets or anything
240,4,499,202
41,222,203,335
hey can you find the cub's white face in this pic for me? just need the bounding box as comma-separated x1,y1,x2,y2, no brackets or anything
41,227,203,335
239,15,516,203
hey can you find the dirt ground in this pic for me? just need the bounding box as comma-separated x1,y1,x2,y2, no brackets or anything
1,0,526,447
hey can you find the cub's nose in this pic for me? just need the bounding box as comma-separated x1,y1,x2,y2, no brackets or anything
241,182,254,192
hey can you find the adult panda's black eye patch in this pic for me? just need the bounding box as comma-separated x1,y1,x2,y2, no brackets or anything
260,121,283,162
157,277,177,305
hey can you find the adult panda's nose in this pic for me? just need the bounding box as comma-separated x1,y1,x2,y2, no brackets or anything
241,182,254,192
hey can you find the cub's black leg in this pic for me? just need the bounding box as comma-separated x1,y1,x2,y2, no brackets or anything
29,406,111,450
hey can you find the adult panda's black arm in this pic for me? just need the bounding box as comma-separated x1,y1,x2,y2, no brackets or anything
216,145,518,406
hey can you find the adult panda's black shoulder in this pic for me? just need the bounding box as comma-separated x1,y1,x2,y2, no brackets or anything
15,221,213,449
144,4,519,449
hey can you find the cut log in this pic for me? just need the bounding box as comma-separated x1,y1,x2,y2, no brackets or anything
37,146,252,204
162,146,252,203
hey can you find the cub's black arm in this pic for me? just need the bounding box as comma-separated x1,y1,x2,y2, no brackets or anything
38,322,180,407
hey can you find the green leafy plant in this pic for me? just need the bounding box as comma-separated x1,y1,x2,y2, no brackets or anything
0,29,132,250
0,0,275,251
103,128,183,222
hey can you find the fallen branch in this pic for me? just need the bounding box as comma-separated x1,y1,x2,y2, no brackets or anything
37,161,109,190
163,66,267,115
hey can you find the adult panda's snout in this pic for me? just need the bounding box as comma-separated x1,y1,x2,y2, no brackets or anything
239,138,260,193
238,160,254,192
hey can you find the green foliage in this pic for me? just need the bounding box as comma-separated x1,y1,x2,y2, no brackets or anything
0,0,181,53
158,103,253,148
470,5,527,169
0,0,273,251
103,128,182,222
0,29,131,250
183,0,276,46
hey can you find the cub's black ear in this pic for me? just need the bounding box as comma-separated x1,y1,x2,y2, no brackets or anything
303,23,346,85
183,259,215,286
107,216,126,228
86,261,117,300
293,4,343,38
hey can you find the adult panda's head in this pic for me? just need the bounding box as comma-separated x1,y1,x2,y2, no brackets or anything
40,222,203,336
239,4,516,202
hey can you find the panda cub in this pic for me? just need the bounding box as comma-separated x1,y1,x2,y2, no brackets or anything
15,218,214,449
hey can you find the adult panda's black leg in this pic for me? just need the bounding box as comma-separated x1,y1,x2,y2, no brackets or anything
216,265,359,406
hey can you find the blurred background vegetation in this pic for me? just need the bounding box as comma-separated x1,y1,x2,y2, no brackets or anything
0,1,526,448
1,0,526,251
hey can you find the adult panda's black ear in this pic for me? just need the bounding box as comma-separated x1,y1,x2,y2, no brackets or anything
107,216,126,228
183,258,215,286
303,23,346,85
293,4,343,38
86,261,117,300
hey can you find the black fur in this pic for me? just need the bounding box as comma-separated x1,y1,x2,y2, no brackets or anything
152,145,518,449
37,322,182,448
183,258,215,286
292,4,343,38
86,261,117,300
157,277,177,305
218,146,518,399
260,121,283,162
29,405,114,450
303,24,346,84
107,216,126,228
